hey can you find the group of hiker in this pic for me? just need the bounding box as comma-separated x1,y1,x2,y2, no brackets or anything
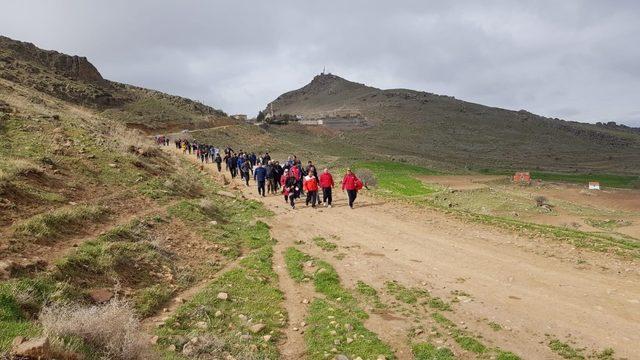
161,137,364,209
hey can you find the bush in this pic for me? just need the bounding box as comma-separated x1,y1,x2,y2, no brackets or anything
40,299,149,359
356,168,377,188
534,196,548,207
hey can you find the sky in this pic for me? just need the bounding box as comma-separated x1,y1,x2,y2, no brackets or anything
2,0,640,126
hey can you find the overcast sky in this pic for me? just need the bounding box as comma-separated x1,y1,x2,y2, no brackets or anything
2,0,639,126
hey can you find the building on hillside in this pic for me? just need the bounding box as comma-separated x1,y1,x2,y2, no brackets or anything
231,114,248,121
588,181,601,190
513,172,531,184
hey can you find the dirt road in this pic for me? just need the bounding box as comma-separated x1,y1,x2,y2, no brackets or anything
173,148,640,359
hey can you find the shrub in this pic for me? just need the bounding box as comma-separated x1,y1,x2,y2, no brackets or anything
356,168,377,188
534,196,548,207
40,299,149,359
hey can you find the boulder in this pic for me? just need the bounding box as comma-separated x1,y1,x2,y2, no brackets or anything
88,288,113,303
217,292,229,300
12,337,51,358
249,323,266,334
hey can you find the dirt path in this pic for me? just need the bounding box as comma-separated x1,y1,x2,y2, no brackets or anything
168,147,640,359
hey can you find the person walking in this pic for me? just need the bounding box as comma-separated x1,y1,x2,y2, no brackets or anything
265,161,276,195
284,171,300,209
214,153,222,172
254,163,267,197
303,170,319,208
342,168,362,209
240,158,251,186
319,168,335,208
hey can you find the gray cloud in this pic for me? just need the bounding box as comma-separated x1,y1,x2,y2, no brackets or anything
1,0,639,126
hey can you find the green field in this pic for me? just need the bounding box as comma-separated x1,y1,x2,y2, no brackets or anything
480,169,640,189
353,161,439,197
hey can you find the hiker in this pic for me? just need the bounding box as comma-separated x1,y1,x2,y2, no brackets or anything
228,153,238,178
240,157,251,186
303,170,319,208
214,153,222,172
319,168,335,207
181,141,188,154
305,161,316,177
254,163,267,197
265,161,276,194
263,152,271,164
284,171,300,209
281,169,290,202
342,168,362,209
273,161,283,191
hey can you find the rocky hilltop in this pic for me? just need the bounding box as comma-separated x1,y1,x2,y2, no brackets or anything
265,73,640,174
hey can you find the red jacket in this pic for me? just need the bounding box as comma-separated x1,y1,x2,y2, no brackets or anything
291,166,301,181
342,173,358,191
319,172,334,188
303,175,319,192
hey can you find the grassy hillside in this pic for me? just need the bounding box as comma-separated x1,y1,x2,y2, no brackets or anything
266,73,640,175
0,35,233,132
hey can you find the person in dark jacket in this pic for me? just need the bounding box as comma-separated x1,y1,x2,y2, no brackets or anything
214,153,222,172
254,163,267,197
284,172,300,209
265,161,276,195
273,161,283,191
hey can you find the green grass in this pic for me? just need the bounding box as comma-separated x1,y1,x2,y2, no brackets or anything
467,213,640,258
313,236,338,251
134,284,175,318
585,218,631,230
354,161,438,197
548,338,585,359
283,247,312,282
355,281,378,297
454,335,486,354
412,342,455,360
305,299,394,360
14,205,110,240
530,171,639,189
426,297,452,311
156,224,284,358
385,281,429,304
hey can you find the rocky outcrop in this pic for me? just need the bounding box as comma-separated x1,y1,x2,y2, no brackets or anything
0,35,103,81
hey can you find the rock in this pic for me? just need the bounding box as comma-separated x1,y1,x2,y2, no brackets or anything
344,323,353,331
300,321,307,327
346,337,354,344
238,314,247,322
301,298,309,304
217,292,229,300
108,163,117,168
195,321,207,329
377,356,387,360
215,310,223,317
150,335,159,344
304,260,315,268
414,328,424,335
210,220,218,225
335,355,350,360
217,190,236,198
292,327,299,331
0,260,13,280
167,344,176,352
249,323,266,334
11,337,25,348
12,337,50,358
262,335,272,342
88,288,113,303
241,334,252,341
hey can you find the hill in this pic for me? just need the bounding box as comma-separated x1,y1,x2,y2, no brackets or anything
265,73,640,175
0,35,233,132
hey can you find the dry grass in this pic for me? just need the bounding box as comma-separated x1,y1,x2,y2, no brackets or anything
0,159,43,182
40,299,149,359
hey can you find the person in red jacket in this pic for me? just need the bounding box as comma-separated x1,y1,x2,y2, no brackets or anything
342,168,362,209
303,170,319,208
319,168,335,208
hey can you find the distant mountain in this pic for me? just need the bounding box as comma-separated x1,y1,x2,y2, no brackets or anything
0,35,233,132
265,73,640,174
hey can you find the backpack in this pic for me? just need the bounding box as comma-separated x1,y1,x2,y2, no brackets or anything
355,178,364,191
